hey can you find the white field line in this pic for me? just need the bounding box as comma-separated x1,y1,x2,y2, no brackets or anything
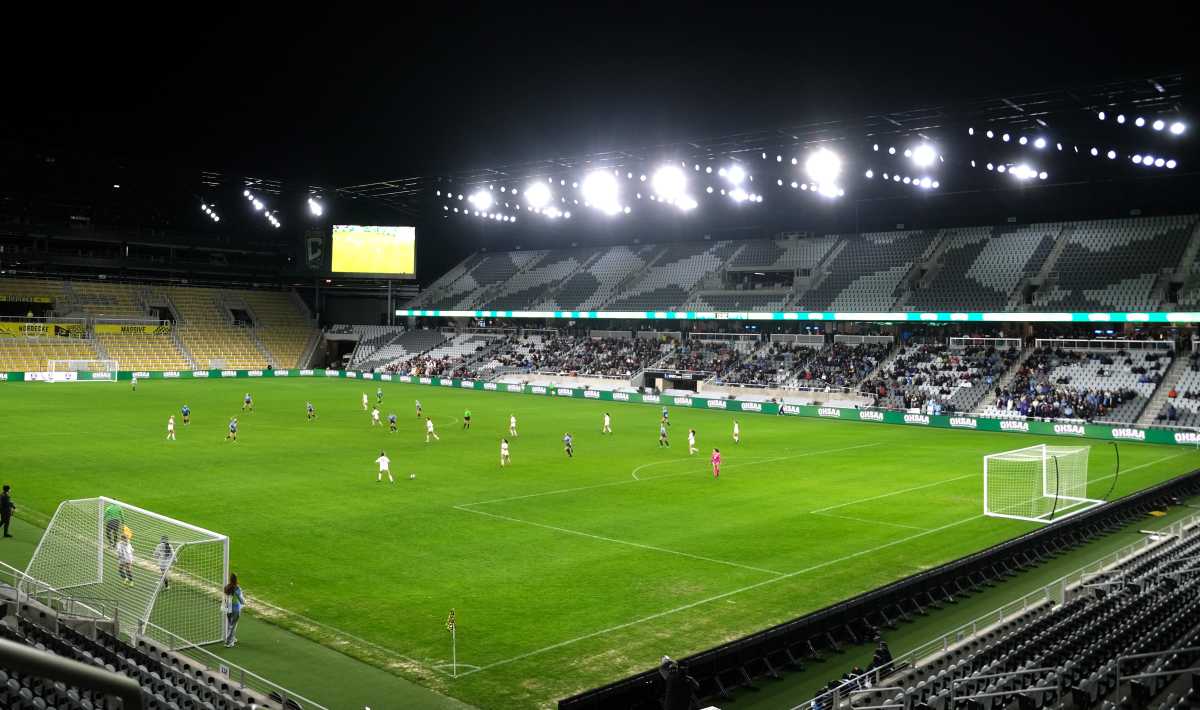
631,442,883,480
454,505,786,576
460,512,986,676
456,442,883,507
457,450,1191,676
813,512,933,531
810,473,976,513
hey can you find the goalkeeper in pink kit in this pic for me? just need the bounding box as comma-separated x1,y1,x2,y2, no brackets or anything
711,448,721,478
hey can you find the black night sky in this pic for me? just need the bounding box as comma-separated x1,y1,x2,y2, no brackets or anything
5,5,1193,186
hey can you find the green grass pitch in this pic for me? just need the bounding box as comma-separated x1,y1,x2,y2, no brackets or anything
1,378,1196,709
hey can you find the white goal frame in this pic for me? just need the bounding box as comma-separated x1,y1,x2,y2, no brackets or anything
983,444,1104,524
21,497,229,649
46,359,119,383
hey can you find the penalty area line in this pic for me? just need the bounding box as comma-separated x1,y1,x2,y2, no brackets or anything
454,505,786,576
468,511,986,674
812,512,933,531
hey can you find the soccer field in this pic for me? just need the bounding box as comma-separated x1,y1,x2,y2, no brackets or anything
2,378,1196,709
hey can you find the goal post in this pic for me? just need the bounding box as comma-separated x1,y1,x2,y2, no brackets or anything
21,497,229,649
46,359,119,382
983,444,1104,523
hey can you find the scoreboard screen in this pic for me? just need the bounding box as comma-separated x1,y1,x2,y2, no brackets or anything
330,225,416,277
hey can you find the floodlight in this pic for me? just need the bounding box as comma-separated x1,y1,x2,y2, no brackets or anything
252,200,263,211
1034,137,1046,149
1019,136,1028,145
525,182,552,209
931,181,939,188
623,206,631,214
1153,119,1165,131
581,170,621,214
1155,158,1165,167
1098,111,1106,120
968,127,974,135
726,164,746,184
242,190,250,197
469,190,494,210
1166,160,1176,169
1090,147,1099,156
705,166,712,174
997,164,1007,173
652,165,687,200
1011,164,1035,180
902,177,911,184
817,183,840,198
678,197,698,211
920,177,932,188
911,144,937,168
986,163,994,171
888,146,896,155
706,186,714,193
1170,122,1186,135
307,198,323,216
1107,150,1117,159
1117,114,1126,124
1135,117,1145,127
789,181,798,189
986,130,994,139
729,188,748,202
805,149,841,185
1039,172,1048,180
1132,154,1143,164
865,169,874,178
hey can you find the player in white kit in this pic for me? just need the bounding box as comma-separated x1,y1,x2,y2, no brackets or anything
733,420,740,444
500,439,511,466
371,406,382,426
602,412,612,434
362,393,369,411
425,417,440,443
688,428,697,455
509,414,518,437
166,415,176,441
375,451,394,483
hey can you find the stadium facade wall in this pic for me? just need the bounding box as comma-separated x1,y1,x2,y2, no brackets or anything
3,367,1198,447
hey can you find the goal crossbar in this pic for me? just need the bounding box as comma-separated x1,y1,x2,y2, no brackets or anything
46,359,119,383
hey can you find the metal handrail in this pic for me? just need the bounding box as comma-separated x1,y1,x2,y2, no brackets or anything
0,637,144,710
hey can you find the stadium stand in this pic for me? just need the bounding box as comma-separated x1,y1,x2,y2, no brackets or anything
907,224,1059,311
165,287,269,369
95,331,191,371
239,290,318,368
0,337,99,372
1156,351,1200,427
419,251,547,310
488,247,603,310
1032,215,1198,311
361,329,447,372
726,234,839,273
788,342,890,388
983,343,1171,423
605,242,740,311
342,325,406,368
799,230,939,311
553,246,659,310
864,341,1022,413
821,517,1200,710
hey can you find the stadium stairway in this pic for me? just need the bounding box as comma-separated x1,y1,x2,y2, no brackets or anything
973,343,1036,414
1138,354,1192,428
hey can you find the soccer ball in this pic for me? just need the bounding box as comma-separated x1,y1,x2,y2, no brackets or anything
409,473,416,480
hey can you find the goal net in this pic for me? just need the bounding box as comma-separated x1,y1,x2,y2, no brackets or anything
47,359,119,383
983,444,1103,523
21,497,229,649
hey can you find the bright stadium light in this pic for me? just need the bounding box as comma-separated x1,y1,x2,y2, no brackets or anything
725,164,746,184
986,130,994,139
1135,117,1145,127
1034,137,1047,149
1167,160,1177,169
910,144,937,168
252,199,263,211
652,165,687,200
524,182,552,209
582,170,621,215
865,169,874,178
307,197,324,217
1117,114,1126,124
1153,119,1165,131
1098,111,1106,120
1011,164,1036,180
1132,154,1143,164
469,190,494,211
1155,158,1165,167
805,149,841,185
729,188,748,203
1018,136,1028,145
1170,122,1186,135
1107,150,1117,159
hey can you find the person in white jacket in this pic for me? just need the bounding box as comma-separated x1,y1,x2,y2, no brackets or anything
116,534,135,586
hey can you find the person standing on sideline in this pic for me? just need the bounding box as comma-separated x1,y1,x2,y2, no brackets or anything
376,451,394,483
116,532,135,586
711,448,722,478
224,573,245,647
0,485,15,538
155,535,173,589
